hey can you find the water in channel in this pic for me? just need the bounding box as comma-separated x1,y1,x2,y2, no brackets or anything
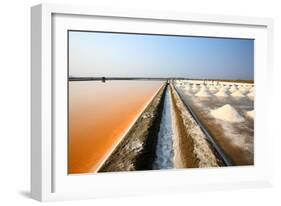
153,88,175,169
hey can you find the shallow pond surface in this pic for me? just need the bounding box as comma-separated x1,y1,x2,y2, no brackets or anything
69,80,164,174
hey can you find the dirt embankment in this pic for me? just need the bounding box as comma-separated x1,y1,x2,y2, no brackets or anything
169,86,198,168
98,83,167,172
170,84,219,167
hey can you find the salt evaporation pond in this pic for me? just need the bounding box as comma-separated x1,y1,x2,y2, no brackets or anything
69,80,164,174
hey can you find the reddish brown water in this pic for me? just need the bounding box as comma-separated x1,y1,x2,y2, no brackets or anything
68,80,164,174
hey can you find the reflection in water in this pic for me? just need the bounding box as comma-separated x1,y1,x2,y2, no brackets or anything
69,80,164,174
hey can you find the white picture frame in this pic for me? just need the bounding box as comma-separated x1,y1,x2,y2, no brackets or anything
31,3,274,202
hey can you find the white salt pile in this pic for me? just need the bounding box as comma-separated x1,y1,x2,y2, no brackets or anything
215,88,229,97
246,110,254,119
192,85,199,92
231,90,245,97
176,81,182,86
210,85,217,89
209,86,217,92
247,91,254,96
229,85,237,93
211,104,245,122
184,84,191,90
239,87,249,94
195,87,211,97
247,91,254,100
223,86,230,94
214,84,219,89
200,84,207,89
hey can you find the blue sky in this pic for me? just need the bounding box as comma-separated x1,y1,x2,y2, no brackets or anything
69,31,254,80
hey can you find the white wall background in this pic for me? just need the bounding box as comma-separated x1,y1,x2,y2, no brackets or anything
0,0,280,205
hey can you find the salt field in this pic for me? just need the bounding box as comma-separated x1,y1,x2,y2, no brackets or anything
174,80,254,165
69,79,254,173
67,31,255,174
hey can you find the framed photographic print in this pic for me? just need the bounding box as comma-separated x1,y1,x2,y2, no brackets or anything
31,3,274,201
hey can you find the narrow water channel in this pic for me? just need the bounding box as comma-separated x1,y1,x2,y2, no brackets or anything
153,87,175,169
